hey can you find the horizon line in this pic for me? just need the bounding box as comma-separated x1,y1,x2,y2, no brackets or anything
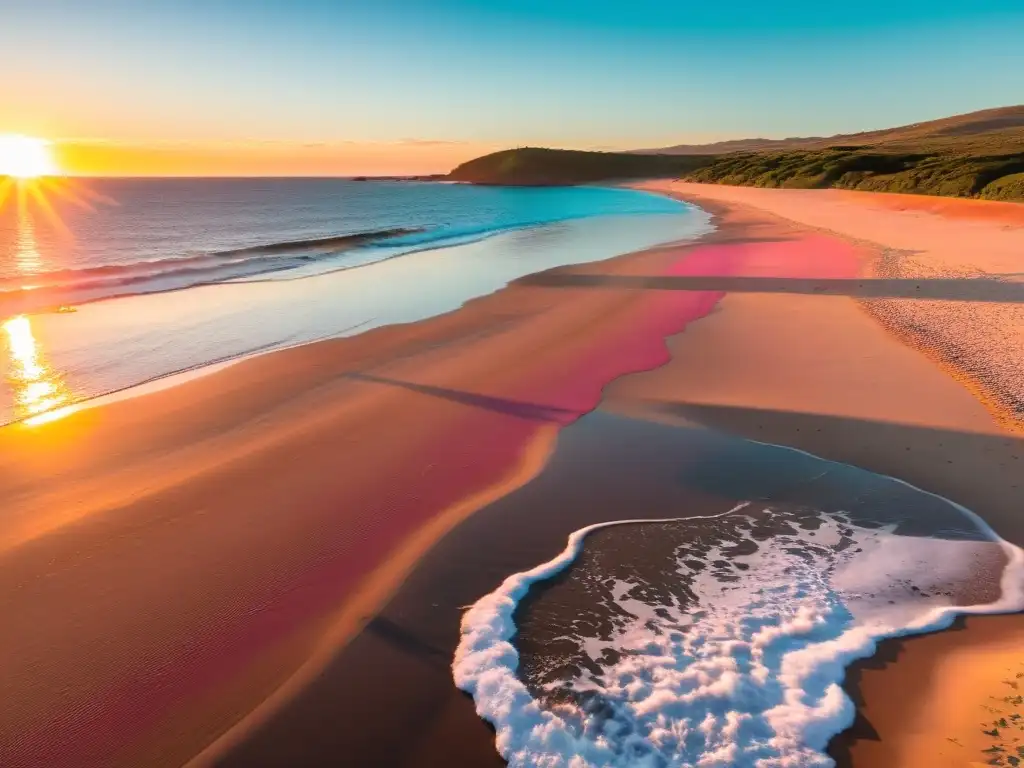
4,174,453,181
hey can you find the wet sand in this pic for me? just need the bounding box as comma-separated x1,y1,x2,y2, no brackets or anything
618,182,1024,539
213,186,1024,767
838,613,1024,767
213,412,824,767
615,181,1024,766
0,229,730,767
631,182,1024,430
3,184,1023,767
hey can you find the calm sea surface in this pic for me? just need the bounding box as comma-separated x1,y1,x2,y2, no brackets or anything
0,179,711,424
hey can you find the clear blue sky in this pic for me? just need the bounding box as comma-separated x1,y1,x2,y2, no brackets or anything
3,0,1023,150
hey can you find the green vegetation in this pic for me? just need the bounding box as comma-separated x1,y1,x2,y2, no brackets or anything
981,172,1024,201
448,147,714,186
667,107,1024,201
683,148,1024,201
449,106,1024,201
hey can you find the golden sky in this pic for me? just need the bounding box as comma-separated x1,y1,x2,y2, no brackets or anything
5,0,1023,178
51,139,502,177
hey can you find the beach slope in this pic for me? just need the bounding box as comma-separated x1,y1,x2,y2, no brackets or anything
607,181,1024,766
2,183,1023,767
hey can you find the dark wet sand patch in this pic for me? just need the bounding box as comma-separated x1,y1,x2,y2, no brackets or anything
215,411,1008,767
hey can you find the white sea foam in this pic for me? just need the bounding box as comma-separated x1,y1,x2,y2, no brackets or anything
453,476,1024,767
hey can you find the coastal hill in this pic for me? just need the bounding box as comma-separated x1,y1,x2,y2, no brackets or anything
447,147,713,186
633,105,1024,155
448,106,1024,201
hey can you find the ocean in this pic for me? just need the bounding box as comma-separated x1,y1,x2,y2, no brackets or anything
0,179,711,424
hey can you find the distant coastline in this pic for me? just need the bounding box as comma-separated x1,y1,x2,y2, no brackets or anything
447,105,1024,201
351,173,449,182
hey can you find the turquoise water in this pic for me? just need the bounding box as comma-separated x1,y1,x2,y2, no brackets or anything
0,179,689,308
0,181,711,424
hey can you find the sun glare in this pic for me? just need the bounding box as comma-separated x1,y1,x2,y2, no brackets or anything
0,135,112,258
0,135,58,179
2,314,72,424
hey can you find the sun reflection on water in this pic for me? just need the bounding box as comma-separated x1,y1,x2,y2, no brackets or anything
1,143,106,426
2,314,71,424
14,208,42,275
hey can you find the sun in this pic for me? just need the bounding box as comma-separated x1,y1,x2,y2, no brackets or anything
0,134,58,179
0,133,110,237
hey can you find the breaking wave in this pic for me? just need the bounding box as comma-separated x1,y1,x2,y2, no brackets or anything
0,227,422,310
454,469,1024,767
1,208,648,314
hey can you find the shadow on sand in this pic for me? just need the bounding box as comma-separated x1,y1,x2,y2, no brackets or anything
211,396,1024,768
345,371,578,421
520,271,1024,303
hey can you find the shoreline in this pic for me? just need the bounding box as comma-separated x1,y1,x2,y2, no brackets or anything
2,196,711,427
187,423,561,768
615,181,1024,766
4,181,1024,766
0,211,726,767
455,419,1023,767
833,612,1024,766
634,182,1024,434
212,183,1024,766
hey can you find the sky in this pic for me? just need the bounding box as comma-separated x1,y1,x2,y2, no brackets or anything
2,0,1023,175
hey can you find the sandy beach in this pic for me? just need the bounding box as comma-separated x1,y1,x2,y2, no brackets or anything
0,225,726,767
2,182,1023,767
614,181,1024,767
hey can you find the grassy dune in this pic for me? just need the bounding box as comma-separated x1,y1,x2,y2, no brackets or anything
684,148,1024,201
677,107,1024,200
449,106,1024,201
